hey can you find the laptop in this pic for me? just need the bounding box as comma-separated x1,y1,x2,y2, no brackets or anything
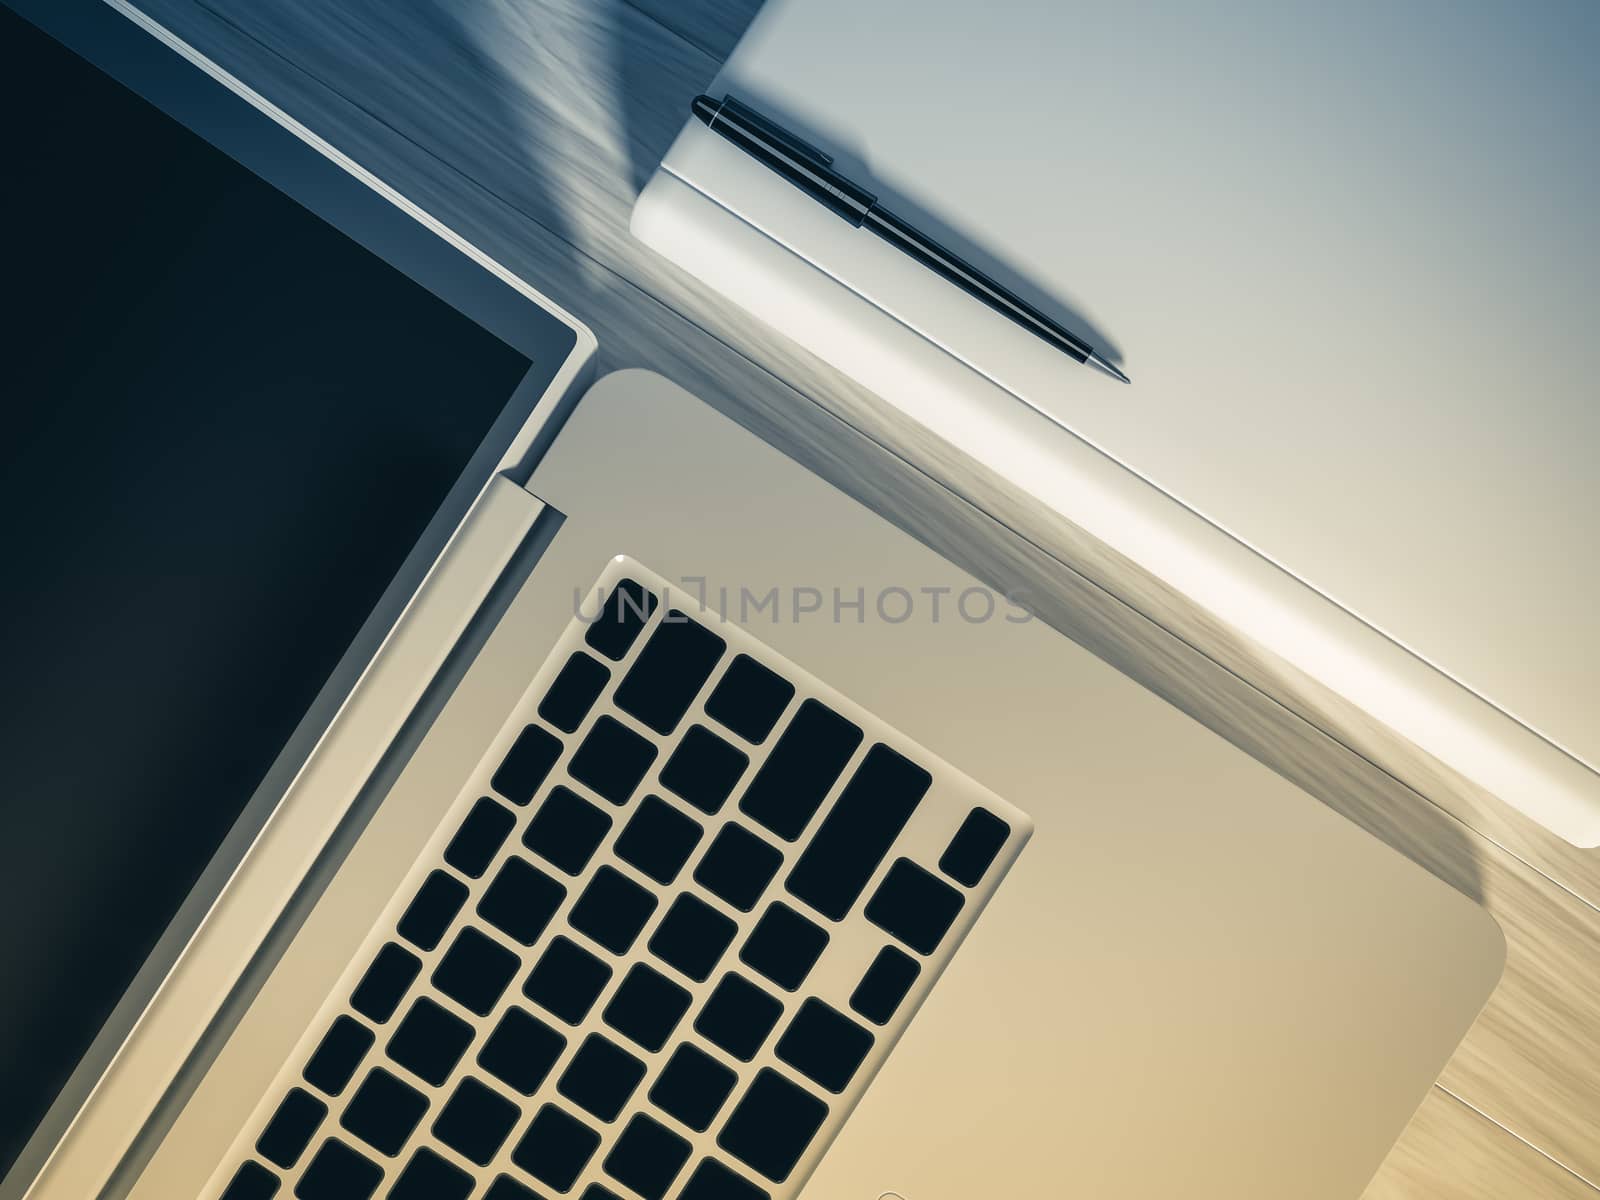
634,0,1600,846
1,3,1503,1200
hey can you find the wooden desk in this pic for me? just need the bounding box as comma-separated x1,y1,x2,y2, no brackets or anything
128,2,1600,1194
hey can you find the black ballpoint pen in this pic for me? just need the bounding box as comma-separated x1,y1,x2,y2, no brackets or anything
691,93,1130,384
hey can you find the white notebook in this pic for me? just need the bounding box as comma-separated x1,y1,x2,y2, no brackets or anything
633,0,1600,845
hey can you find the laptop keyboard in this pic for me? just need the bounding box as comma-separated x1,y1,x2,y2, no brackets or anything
214,556,1030,1200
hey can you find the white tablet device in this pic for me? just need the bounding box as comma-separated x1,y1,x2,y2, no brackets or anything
634,0,1600,845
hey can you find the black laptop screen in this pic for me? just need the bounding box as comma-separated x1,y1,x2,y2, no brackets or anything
0,5,537,1171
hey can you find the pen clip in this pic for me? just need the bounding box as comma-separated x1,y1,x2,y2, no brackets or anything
719,94,836,168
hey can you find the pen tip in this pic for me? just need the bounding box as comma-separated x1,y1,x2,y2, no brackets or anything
1087,352,1131,384
691,94,720,125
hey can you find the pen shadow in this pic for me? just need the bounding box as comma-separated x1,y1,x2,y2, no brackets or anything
729,91,1128,369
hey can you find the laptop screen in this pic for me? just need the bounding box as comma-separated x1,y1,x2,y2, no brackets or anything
0,4,537,1172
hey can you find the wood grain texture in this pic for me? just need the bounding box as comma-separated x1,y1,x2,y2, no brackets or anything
624,0,759,58
1365,1089,1596,1200
124,0,1600,1195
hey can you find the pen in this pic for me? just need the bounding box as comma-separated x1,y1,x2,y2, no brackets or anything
690,93,1130,384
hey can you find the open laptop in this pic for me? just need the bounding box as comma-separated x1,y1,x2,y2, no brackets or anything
634,0,1600,846
1,3,1503,1200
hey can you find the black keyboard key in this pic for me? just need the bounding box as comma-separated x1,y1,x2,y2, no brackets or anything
491,725,563,806
444,798,515,878
604,1114,691,1200
478,856,566,946
433,1076,519,1165
350,943,419,1024
539,651,610,733
397,871,467,951
602,963,690,1052
583,1186,624,1200
523,785,612,875
717,1068,828,1184
615,795,703,883
256,1088,325,1169
557,1033,646,1122
649,1043,736,1133
303,1016,373,1096
569,716,657,806
512,1105,601,1193
390,1147,473,1200
219,1161,278,1200
739,902,827,992
659,725,748,814
704,654,794,745
485,1177,543,1200
478,1006,565,1095
939,807,1010,887
432,927,518,1016
340,1067,427,1157
296,1138,382,1200
693,824,781,913
738,700,861,841
649,893,736,982
849,946,920,1026
386,997,473,1086
614,612,726,735
785,744,929,920
864,858,964,955
694,974,782,1062
679,1158,770,1200
585,578,657,661
524,935,611,1023
775,999,874,1094
569,865,657,954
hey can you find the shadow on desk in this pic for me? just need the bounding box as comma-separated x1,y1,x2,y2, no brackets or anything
445,0,769,211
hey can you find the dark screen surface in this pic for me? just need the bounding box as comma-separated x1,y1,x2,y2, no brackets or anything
0,4,537,1173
